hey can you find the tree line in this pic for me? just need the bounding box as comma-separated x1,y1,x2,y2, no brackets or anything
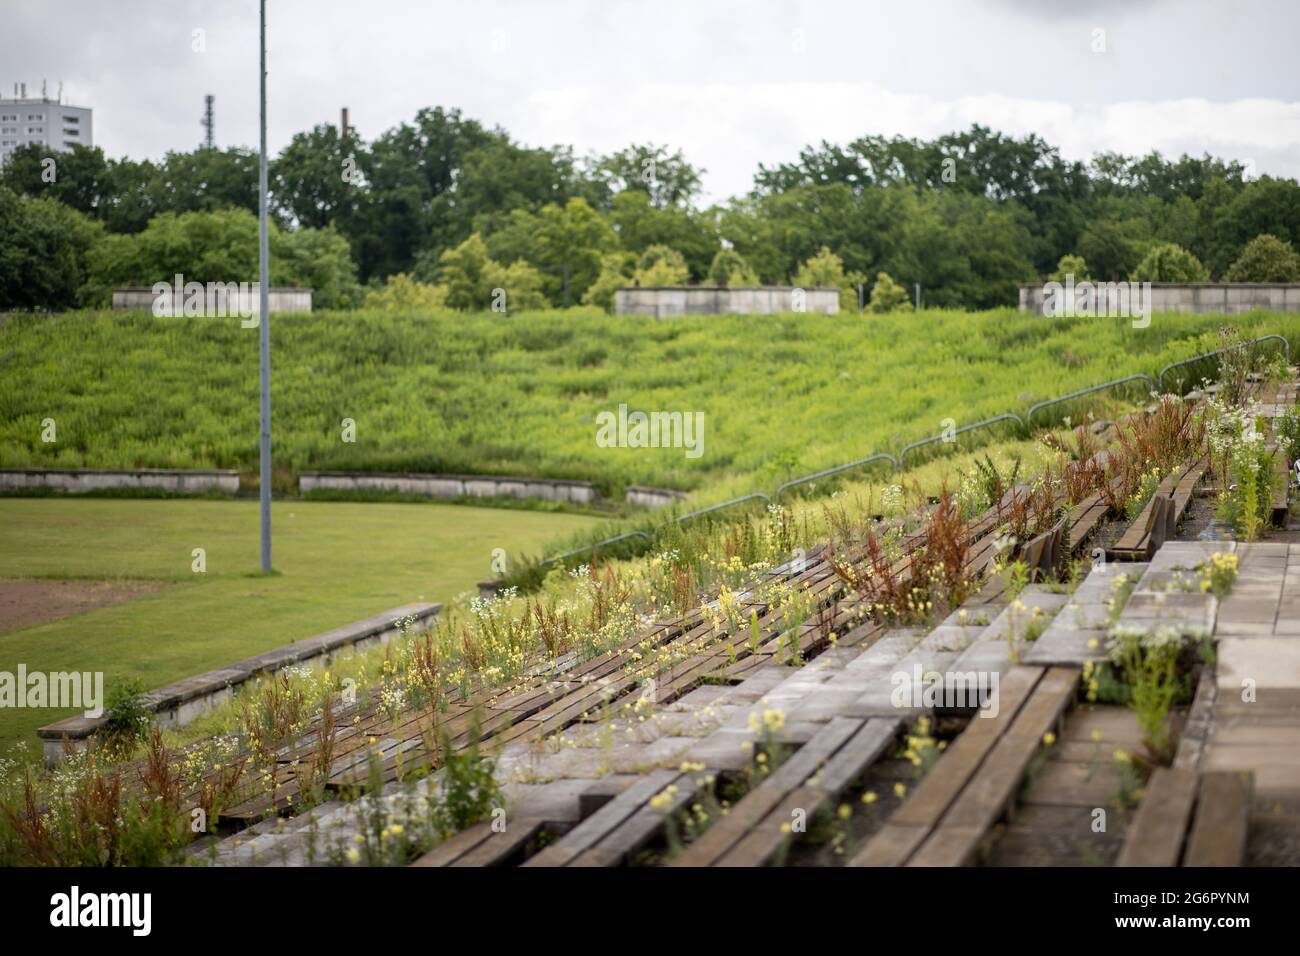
2,110,1298,312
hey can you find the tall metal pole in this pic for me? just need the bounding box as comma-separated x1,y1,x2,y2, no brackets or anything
258,0,272,572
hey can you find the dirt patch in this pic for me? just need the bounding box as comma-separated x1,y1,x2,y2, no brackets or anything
0,579,170,633
1175,494,1235,543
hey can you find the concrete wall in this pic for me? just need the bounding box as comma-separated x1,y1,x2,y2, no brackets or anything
37,602,441,765
300,471,596,504
625,484,688,509
0,467,239,495
1019,283,1300,315
616,286,840,317
112,286,313,314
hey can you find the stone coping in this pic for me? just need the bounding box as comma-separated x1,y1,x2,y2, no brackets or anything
624,484,687,498
112,286,314,293
36,602,440,743
616,284,841,292
299,470,594,488
0,466,239,477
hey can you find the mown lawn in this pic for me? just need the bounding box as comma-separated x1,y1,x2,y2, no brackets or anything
1,308,1290,497
0,498,599,756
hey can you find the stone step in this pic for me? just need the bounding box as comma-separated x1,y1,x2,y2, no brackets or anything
1025,563,1147,666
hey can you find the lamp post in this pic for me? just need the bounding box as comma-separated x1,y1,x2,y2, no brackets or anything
258,0,272,572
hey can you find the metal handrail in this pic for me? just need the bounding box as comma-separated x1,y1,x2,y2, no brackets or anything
674,492,772,525
1026,373,1156,427
540,530,652,566
774,453,898,500
1157,334,1291,394
538,335,1291,568
897,413,1027,468
540,493,773,566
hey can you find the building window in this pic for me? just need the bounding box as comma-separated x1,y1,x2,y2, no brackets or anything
63,116,79,124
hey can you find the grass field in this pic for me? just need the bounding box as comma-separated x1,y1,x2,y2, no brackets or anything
0,498,599,756
1,308,1290,498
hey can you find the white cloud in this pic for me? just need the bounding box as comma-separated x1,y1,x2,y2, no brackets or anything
2,0,1297,204
520,84,1300,203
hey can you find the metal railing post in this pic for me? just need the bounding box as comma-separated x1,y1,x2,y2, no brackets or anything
897,413,1027,469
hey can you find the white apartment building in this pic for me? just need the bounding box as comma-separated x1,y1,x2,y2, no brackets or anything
0,83,92,168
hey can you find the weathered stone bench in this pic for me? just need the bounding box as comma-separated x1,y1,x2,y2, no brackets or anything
0,467,240,495
35,602,441,766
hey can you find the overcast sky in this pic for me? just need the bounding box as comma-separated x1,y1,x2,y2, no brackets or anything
3,0,1298,202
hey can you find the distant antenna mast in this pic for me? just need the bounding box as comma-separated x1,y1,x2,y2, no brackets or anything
201,94,215,148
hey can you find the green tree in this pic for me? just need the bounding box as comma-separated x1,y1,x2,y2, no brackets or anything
101,157,160,233
0,187,104,310
0,143,111,218
1076,220,1139,281
1199,176,1300,274
1225,234,1300,282
430,139,591,250
581,252,634,312
150,147,260,217
488,260,549,312
79,208,359,308
1049,254,1090,282
273,225,362,309
533,197,616,305
794,246,848,287
632,245,690,286
1130,242,1210,282
607,190,719,279
867,272,913,313
707,248,758,286
595,143,703,208
437,232,549,311
438,233,497,310
272,123,365,230
794,246,865,312
350,107,497,282
363,273,448,310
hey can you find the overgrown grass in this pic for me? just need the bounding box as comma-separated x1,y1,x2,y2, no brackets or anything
1,308,1290,499
0,498,599,758
2,356,1282,863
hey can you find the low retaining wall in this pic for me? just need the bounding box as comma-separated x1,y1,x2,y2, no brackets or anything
36,602,441,765
625,484,688,509
616,286,840,317
1019,282,1300,315
300,471,596,504
112,286,313,314
0,467,239,495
